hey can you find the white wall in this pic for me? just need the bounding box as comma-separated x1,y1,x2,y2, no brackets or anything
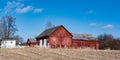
1,40,16,48
40,40,42,47
39,39,47,48
44,39,47,47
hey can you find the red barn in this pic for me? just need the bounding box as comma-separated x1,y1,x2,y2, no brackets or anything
36,25,73,48
36,25,99,49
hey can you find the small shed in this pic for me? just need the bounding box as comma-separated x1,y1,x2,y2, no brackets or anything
1,40,16,48
27,38,37,47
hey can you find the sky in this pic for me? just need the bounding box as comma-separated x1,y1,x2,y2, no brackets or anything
0,0,120,41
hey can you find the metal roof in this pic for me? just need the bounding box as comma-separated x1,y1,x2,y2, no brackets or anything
28,38,36,42
72,33,96,40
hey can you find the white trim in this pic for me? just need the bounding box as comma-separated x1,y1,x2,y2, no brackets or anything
40,40,42,47
44,39,47,47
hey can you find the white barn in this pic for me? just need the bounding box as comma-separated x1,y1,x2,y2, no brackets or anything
1,40,16,48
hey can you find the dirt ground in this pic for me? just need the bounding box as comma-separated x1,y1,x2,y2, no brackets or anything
0,48,120,60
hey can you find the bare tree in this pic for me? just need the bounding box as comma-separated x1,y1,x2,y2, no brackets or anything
46,21,55,29
14,35,24,45
0,15,18,39
98,34,120,50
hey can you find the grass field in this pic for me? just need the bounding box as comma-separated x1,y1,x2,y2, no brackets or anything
0,48,120,60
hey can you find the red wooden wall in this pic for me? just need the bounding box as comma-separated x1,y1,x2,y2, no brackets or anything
36,26,99,49
48,26,72,48
72,39,99,49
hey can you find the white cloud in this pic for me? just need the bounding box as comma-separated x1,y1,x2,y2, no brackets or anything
89,23,97,27
86,10,96,14
3,1,24,14
16,6,33,13
34,8,43,13
102,24,114,29
3,1,42,14
4,1,15,14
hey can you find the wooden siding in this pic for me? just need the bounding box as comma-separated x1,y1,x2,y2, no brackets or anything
36,25,99,49
72,39,99,49
49,26,72,48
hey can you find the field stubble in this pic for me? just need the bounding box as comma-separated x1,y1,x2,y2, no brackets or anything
0,48,120,60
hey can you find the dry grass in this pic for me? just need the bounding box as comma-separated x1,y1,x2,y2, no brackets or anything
0,48,120,60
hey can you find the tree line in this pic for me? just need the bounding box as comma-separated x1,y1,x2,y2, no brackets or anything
98,34,120,50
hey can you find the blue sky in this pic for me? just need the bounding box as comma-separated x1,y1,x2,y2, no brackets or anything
0,0,120,41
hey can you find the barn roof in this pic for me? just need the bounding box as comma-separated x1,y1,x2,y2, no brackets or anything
27,38,36,42
72,33,96,40
36,25,72,39
36,26,59,39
